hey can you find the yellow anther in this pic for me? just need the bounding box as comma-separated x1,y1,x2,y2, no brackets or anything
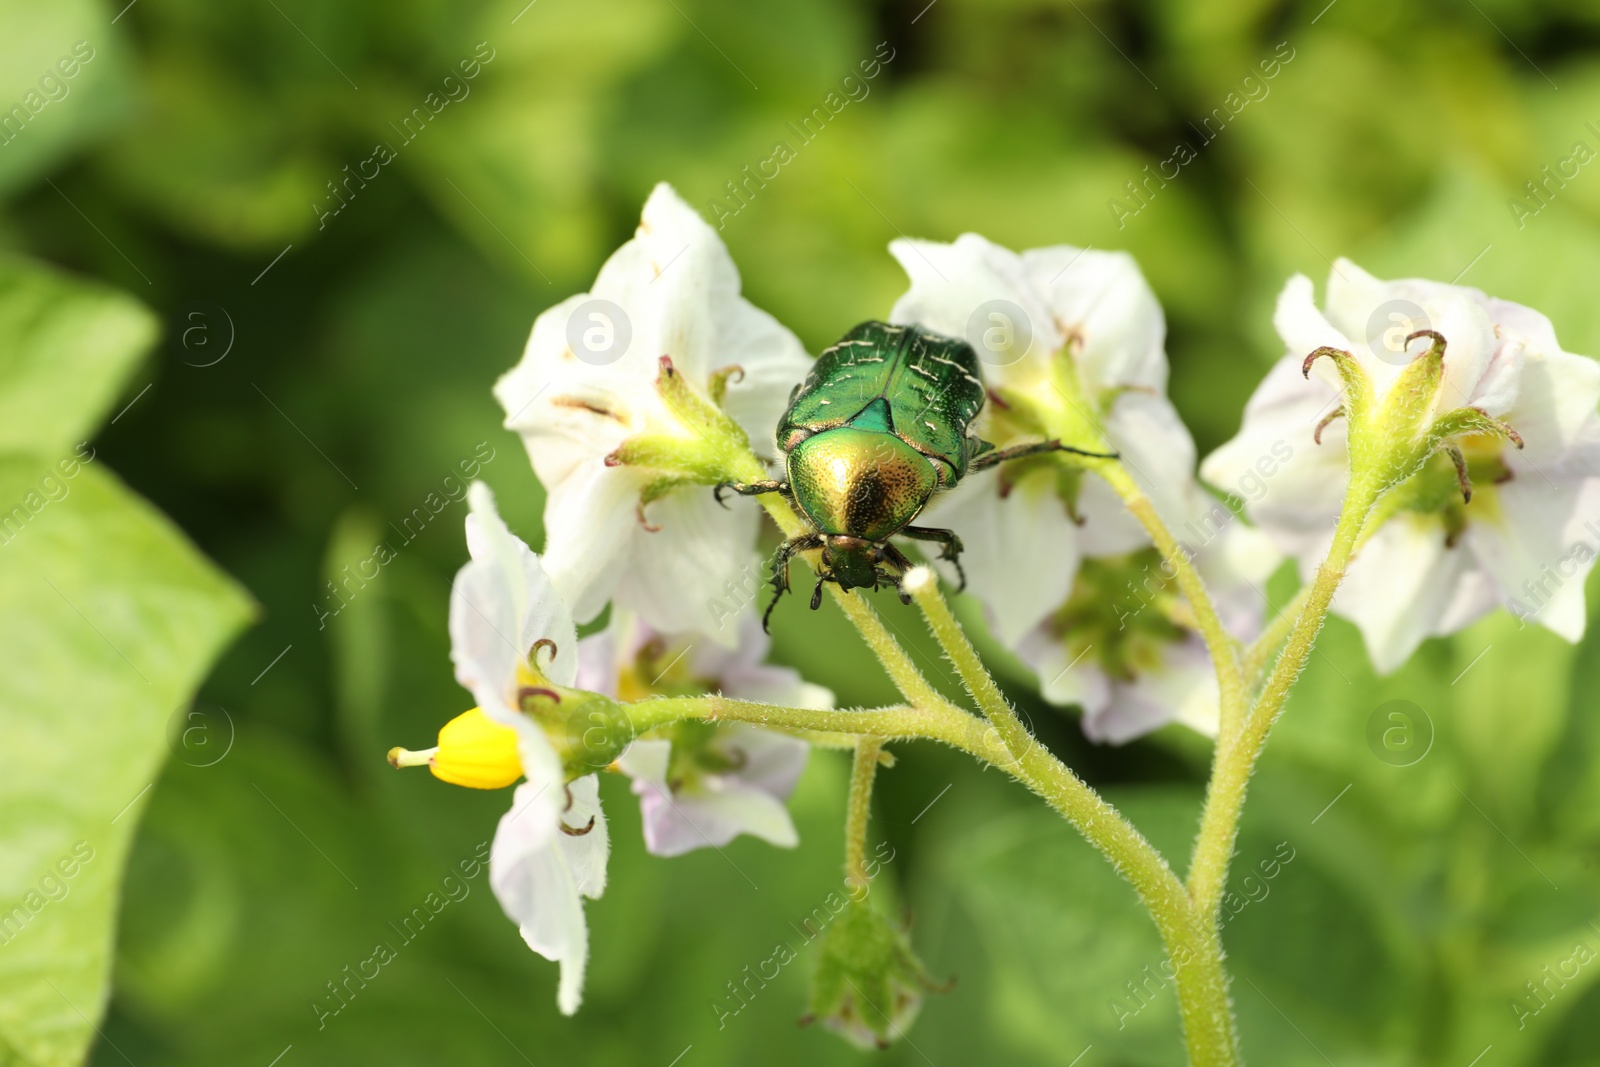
388,707,524,790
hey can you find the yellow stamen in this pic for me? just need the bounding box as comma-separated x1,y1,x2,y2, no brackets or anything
387,708,524,790
433,707,524,789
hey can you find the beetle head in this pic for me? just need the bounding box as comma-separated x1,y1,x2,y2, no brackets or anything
822,536,881,591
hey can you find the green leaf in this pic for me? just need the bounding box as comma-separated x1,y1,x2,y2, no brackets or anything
0,258,156,457
0,0,130,197
0,258,252,1067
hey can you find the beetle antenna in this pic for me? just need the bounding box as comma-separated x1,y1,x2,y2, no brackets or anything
810,576,825,611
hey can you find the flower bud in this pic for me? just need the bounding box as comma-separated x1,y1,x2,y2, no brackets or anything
805,899,945,1050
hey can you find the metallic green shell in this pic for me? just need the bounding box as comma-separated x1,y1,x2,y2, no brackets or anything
777,321,987,484
785,426,939,542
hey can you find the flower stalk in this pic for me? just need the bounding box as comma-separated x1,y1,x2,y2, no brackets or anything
845,739,883,892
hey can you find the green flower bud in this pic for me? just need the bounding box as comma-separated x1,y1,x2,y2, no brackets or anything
805,899,947,1050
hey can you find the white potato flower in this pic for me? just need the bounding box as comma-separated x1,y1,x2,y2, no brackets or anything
495,183,812,638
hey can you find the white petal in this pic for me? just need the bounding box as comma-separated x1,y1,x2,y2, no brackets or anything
496,184,799,635
615,487,760,641
1015,624,1110,713
1427,291,1500,417
887,233,1063,387
1099,390,1199,535
540,466,642,627
490,776,609,1015
561,776,610,901
1085,639,1219,744
1503,347,1600,463
448,554,520,722
575,626,621,697
1274,273,1357,395
635,779,798,857
719,723,810,798
922,465,1082,647
1333,515,1469,674
617,738,671,786
1194,519,1283,638
685,609,773,680
716,301,813,461
1200,353,1347,557
1465,474,1600,642
465,482,578,685
1020,246,1168,392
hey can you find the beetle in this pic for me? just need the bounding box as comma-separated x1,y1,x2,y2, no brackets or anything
716,321,1114,628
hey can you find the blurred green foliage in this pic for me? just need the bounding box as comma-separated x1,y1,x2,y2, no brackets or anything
5,0,1600,1063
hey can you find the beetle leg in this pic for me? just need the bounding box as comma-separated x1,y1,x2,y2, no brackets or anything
763,532,824,631
898,526,967,592
714,480,791,509
969,437,1118,470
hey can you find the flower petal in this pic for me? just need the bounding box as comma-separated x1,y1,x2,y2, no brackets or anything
922,465,1082,646
540,465,642,627
465,482,578,686
887,233,1063,385
1274,272,1356,396
1015,624,1111,713
1464,472,1600,642
1020,246,1168,392
635,779,799,856
615,488,759,641
1334,515,1471,674
489,776,609,1015
616,738,671,785
1200,353,1347,557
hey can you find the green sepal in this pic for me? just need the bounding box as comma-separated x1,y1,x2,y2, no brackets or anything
526,686,636,775
603,356,766,487
1424,405,1526,454
707,363,745,407
1374,330,1450,458
1303,346,1378,464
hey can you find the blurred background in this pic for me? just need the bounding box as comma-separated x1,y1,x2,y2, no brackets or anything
6,0,1600,1063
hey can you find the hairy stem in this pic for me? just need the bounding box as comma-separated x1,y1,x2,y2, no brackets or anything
626,696,970,745
1241,585,1312,683
845,739,883,892
750,487,949,712
1096,462,1246,740
1188,477,1379,918
905,569,1031,761
900,568,1239,1058
631,689,1234,1062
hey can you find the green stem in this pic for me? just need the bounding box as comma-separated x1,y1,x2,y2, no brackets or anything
845,739,882,892
1241,585,1311,684
633,689,1234,1062
749,486,950,712
626,696,974,746
1097,462,1247,741
904,568,1031,761
1187,478,1380,918
902,567,1237,1062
